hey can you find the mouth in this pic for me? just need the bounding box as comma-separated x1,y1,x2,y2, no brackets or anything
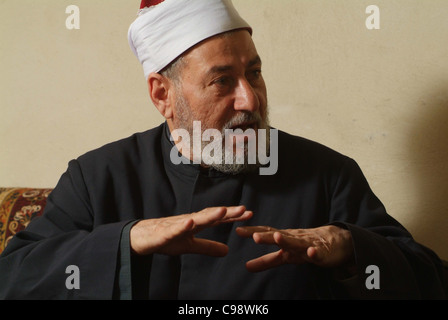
229,121,257,132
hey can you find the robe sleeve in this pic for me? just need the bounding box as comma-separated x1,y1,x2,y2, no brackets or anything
329,157,446,299
0,160,130,299
116,221,135,300
116,220,152,300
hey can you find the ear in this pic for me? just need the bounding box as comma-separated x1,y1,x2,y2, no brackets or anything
147,72,174,119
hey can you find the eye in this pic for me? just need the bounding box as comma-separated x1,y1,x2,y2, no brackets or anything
247,69,262,82
212,76,232,87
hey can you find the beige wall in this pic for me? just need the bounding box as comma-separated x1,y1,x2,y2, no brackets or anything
1,0,447,260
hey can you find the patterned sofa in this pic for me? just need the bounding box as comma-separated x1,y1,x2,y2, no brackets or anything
0,188,52,254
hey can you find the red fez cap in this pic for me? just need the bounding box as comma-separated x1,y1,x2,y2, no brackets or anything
140,0,165,9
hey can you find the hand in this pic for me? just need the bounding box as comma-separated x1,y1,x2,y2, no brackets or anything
236,225,354,272
130,206,252,256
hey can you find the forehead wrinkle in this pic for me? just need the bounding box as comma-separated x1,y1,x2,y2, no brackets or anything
208,65,233,76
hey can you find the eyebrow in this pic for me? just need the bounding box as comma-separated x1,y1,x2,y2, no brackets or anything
248,55,262,68
206,55,262,76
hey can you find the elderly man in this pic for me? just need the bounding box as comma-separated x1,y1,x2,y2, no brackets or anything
0,0,446,300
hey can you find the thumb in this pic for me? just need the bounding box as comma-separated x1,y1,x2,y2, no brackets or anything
306,246,323,265
190,238,229,257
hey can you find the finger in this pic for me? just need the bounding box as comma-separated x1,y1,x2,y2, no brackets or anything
221,205,246,219
235,226,278,238
245,249,284,273
275,233,319,265
307,246,318,260
189,238,229,257
272,232,309,250
305,245,331,266
252,230,294,245
191,207,228,227
253,231,277,244
215,211,253,226
219,206,253,223
192,206,253,231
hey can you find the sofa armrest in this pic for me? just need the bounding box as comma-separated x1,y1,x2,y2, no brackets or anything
0,188,52,254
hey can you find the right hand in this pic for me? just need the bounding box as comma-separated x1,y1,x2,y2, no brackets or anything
129,205,252,256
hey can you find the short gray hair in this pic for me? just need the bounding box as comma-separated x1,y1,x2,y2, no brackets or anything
160,56,185,84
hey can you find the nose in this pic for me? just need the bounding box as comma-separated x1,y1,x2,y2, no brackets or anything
233,79,260,113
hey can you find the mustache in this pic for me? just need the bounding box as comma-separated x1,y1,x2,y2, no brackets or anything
222,112,263,131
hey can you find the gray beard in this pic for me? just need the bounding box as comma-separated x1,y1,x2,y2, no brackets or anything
173,89,270,175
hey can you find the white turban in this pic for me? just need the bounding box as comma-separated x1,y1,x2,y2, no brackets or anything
128,0,252,79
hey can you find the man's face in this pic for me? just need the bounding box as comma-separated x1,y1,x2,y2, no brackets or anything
168,30,270,173
171,29,268,135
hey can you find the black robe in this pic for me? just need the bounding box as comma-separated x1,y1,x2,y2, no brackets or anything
0,123,445,299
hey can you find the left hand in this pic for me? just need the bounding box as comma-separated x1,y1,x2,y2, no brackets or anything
236,225,355,272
